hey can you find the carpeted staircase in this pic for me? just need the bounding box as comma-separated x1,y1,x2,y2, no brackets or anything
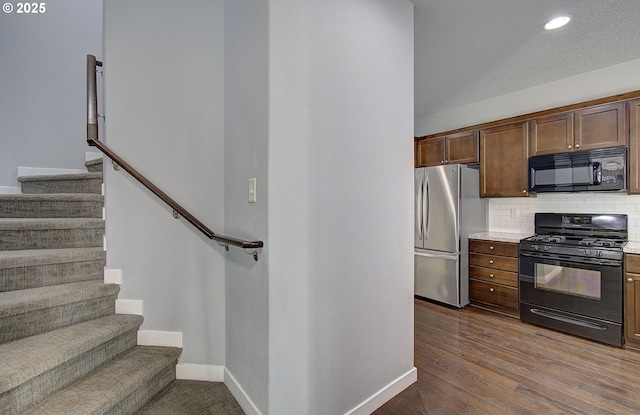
0,159,182,414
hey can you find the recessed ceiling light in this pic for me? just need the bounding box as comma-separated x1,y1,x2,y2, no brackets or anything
545,16,571,30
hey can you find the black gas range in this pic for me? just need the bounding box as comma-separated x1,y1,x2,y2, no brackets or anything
519,213,627,347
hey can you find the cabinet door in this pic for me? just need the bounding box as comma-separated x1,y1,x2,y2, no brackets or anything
530,112,573,156
416,137,445,167
446,131,479,164
629,99,640,194
480,122,529,197
625,272,640,346
574,102,627,151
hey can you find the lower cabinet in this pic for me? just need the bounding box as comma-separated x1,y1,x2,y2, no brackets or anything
625,254,640,349
469,239,519,317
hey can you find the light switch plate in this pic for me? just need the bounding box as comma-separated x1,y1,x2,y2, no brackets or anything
249,178,257,203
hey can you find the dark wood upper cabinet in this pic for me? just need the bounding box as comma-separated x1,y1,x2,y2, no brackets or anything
416,136,445,167
574,102,627,151
446,131,479,165
480,122,529,198
530,112,573,156
417,90,640,198
629,99,640,195
530,102,626,157
416,131,478,167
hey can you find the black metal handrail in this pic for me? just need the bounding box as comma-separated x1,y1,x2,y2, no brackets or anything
86,54,263,260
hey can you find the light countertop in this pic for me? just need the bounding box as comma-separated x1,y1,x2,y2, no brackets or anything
624,241,640,254
469,232,640,254
468,231,532,244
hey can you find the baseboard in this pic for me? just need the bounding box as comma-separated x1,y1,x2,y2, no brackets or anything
137,330,183,348
0,186,20,194
115,299,143,315
345,367,417,415
17,166,87,177
176,363,224,382
104,268,122,284
224,368,263,415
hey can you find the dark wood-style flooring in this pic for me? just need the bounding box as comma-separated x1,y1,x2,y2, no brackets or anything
374,299,640,415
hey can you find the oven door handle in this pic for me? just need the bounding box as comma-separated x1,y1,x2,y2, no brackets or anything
529,308,608,331
519,251,622,267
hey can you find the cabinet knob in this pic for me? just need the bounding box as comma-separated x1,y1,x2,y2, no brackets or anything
567,145,572,149
445,160,449,164
629,278,634,283
489,288,494,292
441,160,445,164
489,246,494,250
575,144,580,148
489,274,494,278
489,260,494,264
523,190,527,193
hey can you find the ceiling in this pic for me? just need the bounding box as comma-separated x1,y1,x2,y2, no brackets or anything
413,0,640,119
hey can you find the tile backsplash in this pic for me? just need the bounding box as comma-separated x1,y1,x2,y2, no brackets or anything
488,192,640,242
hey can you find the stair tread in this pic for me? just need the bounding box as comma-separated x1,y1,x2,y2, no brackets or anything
18,172,103,182
24,346,181,415
0,247,105,269
0,217,104,229
0,193,104,202
0,313,144,394
0,280,118,318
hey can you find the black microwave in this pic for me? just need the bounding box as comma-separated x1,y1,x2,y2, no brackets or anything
529,147,626,193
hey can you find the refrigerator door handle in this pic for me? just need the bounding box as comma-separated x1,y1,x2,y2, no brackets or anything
415,250,458,260
415,176,423,241
424,173,430,240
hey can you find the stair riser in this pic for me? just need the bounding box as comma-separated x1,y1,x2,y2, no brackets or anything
105,364,177,415
0,295,117,343
86,163,103,173
21,179,102,195
0,330,139,415
0,259,105,292
0,200,103,218
0,228,103,250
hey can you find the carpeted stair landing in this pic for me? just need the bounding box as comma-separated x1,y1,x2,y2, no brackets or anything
0,161,242,415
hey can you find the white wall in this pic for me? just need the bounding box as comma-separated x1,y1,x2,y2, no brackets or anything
103,0,226,365
415,58,640,136
224,0,269,412
104,2,415,414
268,1,415,414
0,0,102,186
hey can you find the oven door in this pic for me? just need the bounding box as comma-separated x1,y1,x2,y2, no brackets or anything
519,252,623,323
519,251,623,346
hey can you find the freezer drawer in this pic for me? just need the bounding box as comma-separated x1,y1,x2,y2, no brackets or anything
415,251,467,308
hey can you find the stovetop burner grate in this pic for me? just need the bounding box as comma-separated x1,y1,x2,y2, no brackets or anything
578,238,619,247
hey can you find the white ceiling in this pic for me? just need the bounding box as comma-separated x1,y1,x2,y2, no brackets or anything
413,0,640,119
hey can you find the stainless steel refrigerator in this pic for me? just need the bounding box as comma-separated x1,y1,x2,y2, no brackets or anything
414,164,487,307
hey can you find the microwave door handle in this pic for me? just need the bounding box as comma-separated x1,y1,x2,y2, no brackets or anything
593,162,602,185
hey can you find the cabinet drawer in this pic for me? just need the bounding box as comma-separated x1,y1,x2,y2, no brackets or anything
626,254,640,274
470,280,519,311
469,266,518,287
469,240,518,257
469,253,518,273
